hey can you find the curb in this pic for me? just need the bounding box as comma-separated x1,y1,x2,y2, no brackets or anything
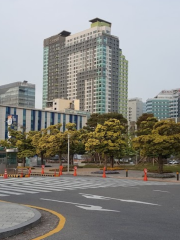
30,173,59,177
0,174,26,178
0,203,41,239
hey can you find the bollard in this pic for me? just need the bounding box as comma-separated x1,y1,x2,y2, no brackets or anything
177,172,179,181
74,166,77,176
126,169,128,177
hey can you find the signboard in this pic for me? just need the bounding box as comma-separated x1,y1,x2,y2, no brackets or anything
7,115,12,126
11,115,18,130
7,115,18,139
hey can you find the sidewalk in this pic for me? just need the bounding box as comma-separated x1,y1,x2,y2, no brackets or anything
30,164,180,183
0,202,41,239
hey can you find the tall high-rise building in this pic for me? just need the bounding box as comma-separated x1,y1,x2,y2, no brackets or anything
119,49,128,118
42,18,128,114
0,81,35,108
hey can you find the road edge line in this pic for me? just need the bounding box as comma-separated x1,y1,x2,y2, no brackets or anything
0,200,66,240
24,204,66,240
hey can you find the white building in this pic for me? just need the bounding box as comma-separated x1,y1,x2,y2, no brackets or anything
128,98,143,124
0,105,88,140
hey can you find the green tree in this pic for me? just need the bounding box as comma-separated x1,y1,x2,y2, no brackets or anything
136,117,158,136
0,128,35,166
84,113,128,133
85,119,127,168
30,124,62,165
136,113,154,129
133,119,180,173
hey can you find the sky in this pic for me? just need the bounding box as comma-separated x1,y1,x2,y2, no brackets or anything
0,0,180,108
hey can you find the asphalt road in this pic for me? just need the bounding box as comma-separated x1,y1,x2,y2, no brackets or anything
0,176,180,240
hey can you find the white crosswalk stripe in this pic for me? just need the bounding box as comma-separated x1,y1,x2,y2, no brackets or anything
0,176,174,197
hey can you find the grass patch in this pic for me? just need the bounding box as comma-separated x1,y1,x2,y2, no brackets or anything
116,163,180,173
78,163,180,173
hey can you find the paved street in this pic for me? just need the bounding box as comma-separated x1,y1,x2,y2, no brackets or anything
0,176,180,239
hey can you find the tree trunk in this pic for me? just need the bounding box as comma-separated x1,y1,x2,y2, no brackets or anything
158,155,163,174
59,152,62,166
70,154,74,165
104,155,107,170
23,157,26,167
41,152,44,165
98,153,101,165
110,155,114,168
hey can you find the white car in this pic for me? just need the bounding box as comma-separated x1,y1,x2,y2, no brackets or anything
169,160,179,165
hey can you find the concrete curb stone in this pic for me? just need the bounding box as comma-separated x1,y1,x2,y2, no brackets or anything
0,202,41,239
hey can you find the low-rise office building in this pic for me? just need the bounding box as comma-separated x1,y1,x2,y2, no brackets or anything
146,88,180,120
0,104,88,140
0,81,35,108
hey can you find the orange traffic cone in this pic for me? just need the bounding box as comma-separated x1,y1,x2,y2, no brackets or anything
20,169,23,178
28,168,31,177
3,169,8,179
41,165,45,174
74,167,77,176
103,167,106,178
60,166,63,175
143,168,148,181
144,173,147,181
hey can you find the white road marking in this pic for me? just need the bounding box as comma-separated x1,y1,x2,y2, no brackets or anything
79,193,160,206
153,190,169,193
40,198,119,212
76,205,119,212
0,177,174,198
0,190,23,195
0,187,38,194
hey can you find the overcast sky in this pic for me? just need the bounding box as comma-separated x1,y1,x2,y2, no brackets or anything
0,0,180,108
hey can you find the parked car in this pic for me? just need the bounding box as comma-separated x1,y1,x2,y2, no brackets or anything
169,160,179,165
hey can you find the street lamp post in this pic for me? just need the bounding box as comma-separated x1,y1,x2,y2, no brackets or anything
67,134,70,173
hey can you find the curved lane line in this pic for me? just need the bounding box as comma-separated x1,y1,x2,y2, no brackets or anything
0,200,66,240
24,204,66,240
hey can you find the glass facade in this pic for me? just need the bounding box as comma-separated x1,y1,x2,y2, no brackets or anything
0,82,35,108
146,99,170,119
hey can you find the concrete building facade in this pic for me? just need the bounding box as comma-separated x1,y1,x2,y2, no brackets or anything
42,18,128,115
0,105,88,140
0,81,35,108
118,49,128,118
128,98,143,123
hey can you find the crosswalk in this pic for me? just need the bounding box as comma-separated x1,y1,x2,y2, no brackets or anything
0,176,173,197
